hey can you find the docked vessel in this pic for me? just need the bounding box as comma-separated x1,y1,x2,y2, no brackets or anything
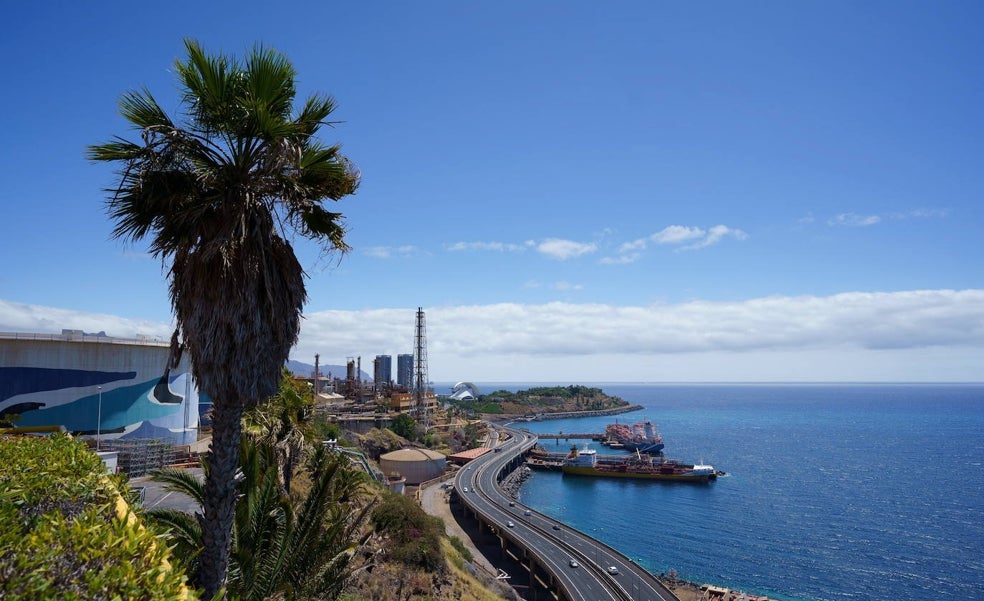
604,420,665,454
562,445,717,482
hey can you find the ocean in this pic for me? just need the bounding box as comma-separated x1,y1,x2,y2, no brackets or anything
446,383,984,601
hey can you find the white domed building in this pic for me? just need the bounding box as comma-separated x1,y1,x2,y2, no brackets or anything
448,382,480,401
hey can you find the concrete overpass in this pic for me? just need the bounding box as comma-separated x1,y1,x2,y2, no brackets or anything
453,427,680,601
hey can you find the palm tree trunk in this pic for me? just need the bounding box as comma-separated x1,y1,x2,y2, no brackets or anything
198,399,244,600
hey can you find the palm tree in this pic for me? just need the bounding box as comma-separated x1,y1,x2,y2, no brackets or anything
88,39,359,598
243,369,317,495
148,438,372,601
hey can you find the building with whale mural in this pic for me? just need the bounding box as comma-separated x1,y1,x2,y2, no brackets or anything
0,330,199,445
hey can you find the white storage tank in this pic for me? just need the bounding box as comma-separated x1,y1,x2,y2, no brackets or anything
0,332,200,445
379,448,446,485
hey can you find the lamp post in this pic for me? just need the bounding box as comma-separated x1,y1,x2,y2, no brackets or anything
96,386,102,451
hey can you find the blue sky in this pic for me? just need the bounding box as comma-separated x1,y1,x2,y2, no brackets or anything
2,2,982,382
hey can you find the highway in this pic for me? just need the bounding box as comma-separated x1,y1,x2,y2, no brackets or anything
454,427,679,601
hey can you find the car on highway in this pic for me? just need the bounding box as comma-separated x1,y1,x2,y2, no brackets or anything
607,566,619,575
524,510,532,516
509,501,515,507
569,560,579,568
507,521,515,528
462,487,468,492
552,525,561,530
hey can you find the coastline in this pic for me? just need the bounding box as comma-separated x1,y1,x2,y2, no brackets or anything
485,410,773,601
484,403,643,424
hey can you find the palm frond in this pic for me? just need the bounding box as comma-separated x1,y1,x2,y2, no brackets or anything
295,95,338,137
178,39,237,136
85,137,145,162
244,43,296,128
118,88,173,130
145,507,204,551
148,466,206,505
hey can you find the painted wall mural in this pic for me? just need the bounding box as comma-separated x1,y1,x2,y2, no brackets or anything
0,334,199,445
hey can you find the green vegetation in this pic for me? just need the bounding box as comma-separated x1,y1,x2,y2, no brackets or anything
457,400,505,415
148,438,370,601
89,39,359,599
149,375,373,601
447,535,474,564
243,369,318,494
448,385,628,416
0,434,194,600
370,492,445,572
387,413,418,441
312,418,343,444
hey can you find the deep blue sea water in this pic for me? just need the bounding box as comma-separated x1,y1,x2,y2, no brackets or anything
449,383,984,601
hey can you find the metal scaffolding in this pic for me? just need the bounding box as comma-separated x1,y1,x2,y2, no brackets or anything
99,438,178,477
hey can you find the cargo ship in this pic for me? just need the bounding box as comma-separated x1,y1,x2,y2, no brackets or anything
562,444,717,482
603,420,665,454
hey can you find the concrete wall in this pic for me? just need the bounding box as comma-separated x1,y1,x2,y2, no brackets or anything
0,333,199,445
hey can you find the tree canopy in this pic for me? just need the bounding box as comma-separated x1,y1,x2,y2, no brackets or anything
88,39,359,599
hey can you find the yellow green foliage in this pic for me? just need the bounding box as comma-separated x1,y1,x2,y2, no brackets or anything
0,434,195,600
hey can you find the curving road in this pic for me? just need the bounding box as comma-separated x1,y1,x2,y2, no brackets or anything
454,427,679,601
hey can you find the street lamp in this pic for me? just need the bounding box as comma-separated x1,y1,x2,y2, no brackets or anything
96,386,102,451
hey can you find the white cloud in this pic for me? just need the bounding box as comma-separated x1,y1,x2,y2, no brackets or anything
604,224,747,261
680,225,748,250
828,208,947,228
5,290,982,382
618,239,648,253
364,245,421,259
828,213,882,227
889,208,949,220
446,241,531,252
553,281,584,291
600,253,641,265
0,300,174,341
289,290,984,380
651,225,706,244
536,238,598,260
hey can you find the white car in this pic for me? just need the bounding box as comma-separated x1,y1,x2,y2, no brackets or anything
569,560,579,568
507,521,515,528
607,566,619,575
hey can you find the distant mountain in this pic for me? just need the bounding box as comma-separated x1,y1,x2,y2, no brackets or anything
286,359,371,381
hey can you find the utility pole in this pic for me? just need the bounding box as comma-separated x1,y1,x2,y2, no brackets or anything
96,386,102,451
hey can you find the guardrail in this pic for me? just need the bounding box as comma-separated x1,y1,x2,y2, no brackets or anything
0,331,170,347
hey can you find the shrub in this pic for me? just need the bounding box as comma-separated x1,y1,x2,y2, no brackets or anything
0,434,195,600
448,535,473,563
370,492,445,572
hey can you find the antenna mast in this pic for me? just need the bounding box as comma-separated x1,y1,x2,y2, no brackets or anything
413,307,429,426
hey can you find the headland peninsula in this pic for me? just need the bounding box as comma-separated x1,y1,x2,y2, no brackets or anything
446,384,642,421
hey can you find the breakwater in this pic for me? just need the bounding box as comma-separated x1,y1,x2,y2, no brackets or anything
509,403,643,422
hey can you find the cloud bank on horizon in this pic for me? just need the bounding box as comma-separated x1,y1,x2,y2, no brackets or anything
3,289,982,382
